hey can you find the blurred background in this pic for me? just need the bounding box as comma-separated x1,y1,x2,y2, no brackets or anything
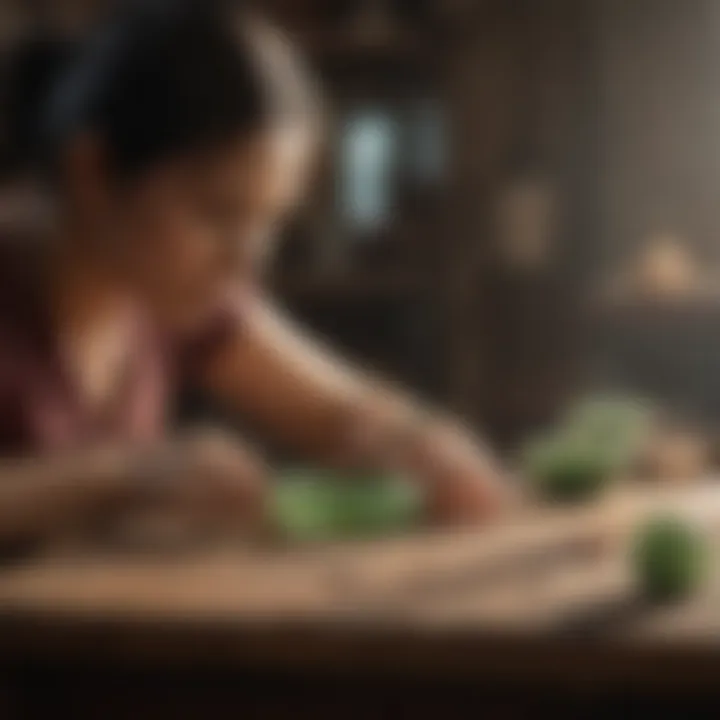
2,0,720,464
1,6,720,714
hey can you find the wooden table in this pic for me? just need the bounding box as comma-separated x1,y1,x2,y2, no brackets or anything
2,482,720,717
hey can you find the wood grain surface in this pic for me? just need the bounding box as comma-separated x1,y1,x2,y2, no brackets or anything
2,481,720,686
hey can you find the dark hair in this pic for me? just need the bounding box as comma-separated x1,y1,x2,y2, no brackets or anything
37,0,317,182
1,35,77,178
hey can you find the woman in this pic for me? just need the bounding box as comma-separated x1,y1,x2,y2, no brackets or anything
0,0,512,547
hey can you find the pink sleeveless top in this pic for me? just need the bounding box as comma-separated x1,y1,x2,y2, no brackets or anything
0,245,240,455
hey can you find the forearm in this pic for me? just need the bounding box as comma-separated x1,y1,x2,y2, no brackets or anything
338,385,504,484
199,297,495,476
0,447,145,547
329,382,436,467
198,297,414,459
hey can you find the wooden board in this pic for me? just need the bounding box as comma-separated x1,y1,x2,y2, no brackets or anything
0,481,718,622
2,481,720,685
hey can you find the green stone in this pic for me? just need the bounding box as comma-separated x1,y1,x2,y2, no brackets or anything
632,516,708,602
272,468,424,542
560,396,652,472
523,435,612,504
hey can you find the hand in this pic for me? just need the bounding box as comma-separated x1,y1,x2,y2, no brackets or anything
128,427,269,536
393,416,518,526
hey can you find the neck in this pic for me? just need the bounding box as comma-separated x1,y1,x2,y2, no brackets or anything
44,221,143,408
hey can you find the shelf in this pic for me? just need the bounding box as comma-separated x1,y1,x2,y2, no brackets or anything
294,27,429,64
272,269,430,302
593,289,720,319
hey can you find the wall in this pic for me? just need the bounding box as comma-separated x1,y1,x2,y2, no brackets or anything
594,0,720,425
598,0,720,271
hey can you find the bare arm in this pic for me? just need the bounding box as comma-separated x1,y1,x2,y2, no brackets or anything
0,448,142,548
200,296,512,523
0,431,269,550
199,296,420,460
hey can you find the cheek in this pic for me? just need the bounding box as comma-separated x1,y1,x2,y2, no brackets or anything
116,200,226,303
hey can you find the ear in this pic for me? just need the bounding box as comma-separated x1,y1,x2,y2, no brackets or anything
62,132,114,216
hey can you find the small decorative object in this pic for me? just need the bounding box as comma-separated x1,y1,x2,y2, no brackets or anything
634,234,698,299
521,394,655,502
339,106,400,246
560,395,655,473
522,434,614,504
632,515,708,603
495,177,557,272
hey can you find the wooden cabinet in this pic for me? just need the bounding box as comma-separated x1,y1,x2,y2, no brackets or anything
441,0,598,446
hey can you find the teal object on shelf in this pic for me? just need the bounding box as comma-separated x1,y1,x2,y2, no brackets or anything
272,469,424,542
